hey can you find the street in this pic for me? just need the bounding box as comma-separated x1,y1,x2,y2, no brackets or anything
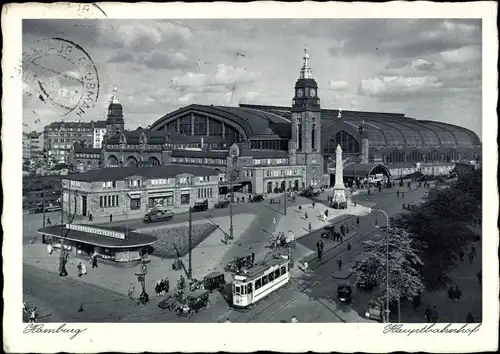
23,184,431,323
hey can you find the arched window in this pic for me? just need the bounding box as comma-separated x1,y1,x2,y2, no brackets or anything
297,117,303,150
323,131,360,154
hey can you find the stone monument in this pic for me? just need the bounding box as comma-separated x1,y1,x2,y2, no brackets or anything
332,144,347,209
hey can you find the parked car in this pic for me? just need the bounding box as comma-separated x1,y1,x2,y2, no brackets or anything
365,300,384,322
203,272,226,292
249,194,264,203
337,283,353,303
176,289,211,317
356,274,377,290
190,201,209,212
215,200,230,209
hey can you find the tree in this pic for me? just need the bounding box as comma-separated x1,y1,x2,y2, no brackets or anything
353,227,424,303
392,167,482,289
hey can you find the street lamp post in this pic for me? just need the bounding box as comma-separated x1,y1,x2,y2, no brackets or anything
370,207,390,323
228,144,240,241
58,182,68,276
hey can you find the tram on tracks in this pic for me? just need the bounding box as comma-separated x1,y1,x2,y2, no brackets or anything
231,257,291,308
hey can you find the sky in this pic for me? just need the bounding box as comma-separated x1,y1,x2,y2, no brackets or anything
22,19,482,138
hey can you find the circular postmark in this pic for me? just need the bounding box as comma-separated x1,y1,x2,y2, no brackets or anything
23,37,100,118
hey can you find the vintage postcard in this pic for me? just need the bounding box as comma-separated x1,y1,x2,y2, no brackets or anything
2,1,498,352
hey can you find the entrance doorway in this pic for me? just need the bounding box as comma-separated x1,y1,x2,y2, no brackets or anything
267,182,273,194
82,195,87,216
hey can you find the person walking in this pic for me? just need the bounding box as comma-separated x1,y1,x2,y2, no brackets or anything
77,262,83,277
109,214,113,223
431,306,439,323
347,242,352,254
46,243,53,255
91,254,98,268
325,209,329,217
319,239,324,254
81,262,87,276
291,316,299,323
29,307,38,323
128,282,135,299
316,241,322,260
356,217,360,226
164,278,170,294
89,213,93,222
466,312,474,323
346,225,350,235
340,225,345,237
155,281,162,296
468,251,474,264
312,201,316,209
459,249,465,262
402,192,405,198
304,212,308,219
308,222,312,233
47,217,51,226
337,257,342,271
424,305,432,322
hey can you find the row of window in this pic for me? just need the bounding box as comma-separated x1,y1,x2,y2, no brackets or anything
100,195,119,208
254,158,289,166
254,266,288,291
75,154,99,159
171,157,226,165
265,169,301,177
197,188,214,199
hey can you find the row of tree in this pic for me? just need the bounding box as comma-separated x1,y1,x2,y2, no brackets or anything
353,167,482,305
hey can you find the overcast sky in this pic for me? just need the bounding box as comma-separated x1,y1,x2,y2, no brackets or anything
22,19,482,137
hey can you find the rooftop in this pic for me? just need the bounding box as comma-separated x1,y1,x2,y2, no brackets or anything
37,224,158,248
63,165,220,182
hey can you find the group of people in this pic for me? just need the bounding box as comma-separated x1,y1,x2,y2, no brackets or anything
77,253,98,277
23,302,38,323
155,278,170,296
447,285,463,300
424,305,439,323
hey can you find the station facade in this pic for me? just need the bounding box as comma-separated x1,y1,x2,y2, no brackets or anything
100,49,481,194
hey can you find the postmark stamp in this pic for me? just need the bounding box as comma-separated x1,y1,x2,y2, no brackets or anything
22,37,100,118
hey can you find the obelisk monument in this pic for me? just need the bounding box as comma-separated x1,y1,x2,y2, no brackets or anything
332,144,347,208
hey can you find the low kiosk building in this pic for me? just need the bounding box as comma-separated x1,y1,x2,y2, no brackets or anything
37,224,158,264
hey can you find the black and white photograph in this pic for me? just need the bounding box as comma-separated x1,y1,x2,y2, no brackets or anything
3,2,498,353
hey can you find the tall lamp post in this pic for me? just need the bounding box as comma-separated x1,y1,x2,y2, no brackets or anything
228,144,240,241
370,207,390,323
59,181,69,276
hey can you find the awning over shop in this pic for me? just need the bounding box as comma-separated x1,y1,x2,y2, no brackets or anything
127,192,142,199
148,191,174,198
342,163,391,178
37,224,158,249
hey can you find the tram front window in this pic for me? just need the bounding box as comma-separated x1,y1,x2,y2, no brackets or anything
235,286,241,295
281,266,287,275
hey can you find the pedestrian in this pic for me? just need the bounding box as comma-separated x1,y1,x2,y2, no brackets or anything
424,305,432,322
340,225,345,237
340,233,344,242
304,212,308,219
458,250,465,262
29,307,38,323
77,262,83,277
128,282,135,299
337,258,342,270
312,201,315,209
251,252,255,265
89,213,93,222
347,242,352,254
319,239,324,253
471,245,476,257
81,262,87,276
308,222,312,233
109,214,113,222
291,316,299,323
448,285,454,300
468,251,474,264
477,270,482,285
396,191,400,197
47,217,51,225
303,261,309,272
402,192,405,198
455,286,462,300
92,254,98,268
354,200,357,207
46,243,53,255
466,312,474,323
346,225,350,235
325,209,329,217
356,217,360,226
431,306,439,323
155,281,161,296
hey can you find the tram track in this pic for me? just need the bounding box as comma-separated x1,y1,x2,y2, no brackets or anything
224,230,375,323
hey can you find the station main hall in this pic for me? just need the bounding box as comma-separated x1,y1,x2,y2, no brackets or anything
94,48,481,195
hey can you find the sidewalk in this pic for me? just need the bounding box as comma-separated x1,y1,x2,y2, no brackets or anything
23,213,256,298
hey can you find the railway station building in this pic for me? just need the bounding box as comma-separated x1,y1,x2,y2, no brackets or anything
100,49,481,194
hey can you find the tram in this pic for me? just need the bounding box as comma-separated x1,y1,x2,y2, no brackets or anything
232,257,291,308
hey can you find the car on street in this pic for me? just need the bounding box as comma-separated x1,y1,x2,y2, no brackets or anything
214,200,230,209
190,200,209,212
143,207,174,223
365,300,384,322
337,283,353,303
249,194,264,203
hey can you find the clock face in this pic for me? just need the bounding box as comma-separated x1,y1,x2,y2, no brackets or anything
296,89,304,97
310,88,316,97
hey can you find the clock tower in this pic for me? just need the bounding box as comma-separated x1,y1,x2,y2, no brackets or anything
289,48,323,188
